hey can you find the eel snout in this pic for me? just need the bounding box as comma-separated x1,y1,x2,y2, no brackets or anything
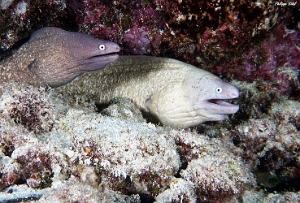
203,80,240,116
73,33,121,72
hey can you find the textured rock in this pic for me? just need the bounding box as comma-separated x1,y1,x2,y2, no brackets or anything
0,85,54,133
171,130,254,202
0,80,299,202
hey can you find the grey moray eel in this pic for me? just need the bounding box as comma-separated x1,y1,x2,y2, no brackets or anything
58,56,240,128
0,27,239,128
0,27,120,87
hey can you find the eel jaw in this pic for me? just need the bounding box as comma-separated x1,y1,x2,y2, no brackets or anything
80,53,119,72
205,99,239,115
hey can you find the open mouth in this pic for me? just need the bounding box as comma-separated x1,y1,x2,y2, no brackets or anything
206,99,239,114
80,53,119,72
208,99,238,107
91,52,119,59
87,52,119,62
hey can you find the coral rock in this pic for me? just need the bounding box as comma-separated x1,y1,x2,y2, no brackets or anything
0,84,54,133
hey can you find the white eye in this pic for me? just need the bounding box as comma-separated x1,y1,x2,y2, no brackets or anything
99,44,106,50
216,87,222,93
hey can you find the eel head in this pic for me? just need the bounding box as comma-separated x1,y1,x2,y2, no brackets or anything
27,27,120,87
197,76,240,119
145,64,240,128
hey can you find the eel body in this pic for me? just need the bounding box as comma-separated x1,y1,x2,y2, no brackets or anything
0,27,120,87
58,56,240,128
0,27,239,128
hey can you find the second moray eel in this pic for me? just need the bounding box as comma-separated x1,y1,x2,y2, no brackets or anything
58,56,240,128
0,27,120,87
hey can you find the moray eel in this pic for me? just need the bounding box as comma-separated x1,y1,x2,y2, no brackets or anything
58,56,240,128
0,27,120,87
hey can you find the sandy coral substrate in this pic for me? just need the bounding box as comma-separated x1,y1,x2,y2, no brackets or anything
0,81,299,203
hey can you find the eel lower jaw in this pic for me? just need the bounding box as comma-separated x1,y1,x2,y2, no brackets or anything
206,99,239,114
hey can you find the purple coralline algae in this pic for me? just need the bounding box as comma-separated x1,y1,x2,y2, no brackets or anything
213,24,300,95
123,26,151,55
78,0,291,60
0,1,290,56
83,3,105,24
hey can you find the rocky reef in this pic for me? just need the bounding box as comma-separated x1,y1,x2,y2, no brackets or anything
0,0,299,202
0,79,299,202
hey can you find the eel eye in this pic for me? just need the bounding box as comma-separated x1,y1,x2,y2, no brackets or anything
216,87,222,93
99,44,106,50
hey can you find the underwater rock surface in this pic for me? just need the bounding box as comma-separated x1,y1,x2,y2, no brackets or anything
0,81,299,202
